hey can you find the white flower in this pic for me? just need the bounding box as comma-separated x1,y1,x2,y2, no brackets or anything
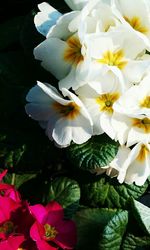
34,2,62,36
25,82,93,147
117,142,150,186
112,112,150,147
76,27,150,90
113,72,150,117
112,0,150,50
112,73,150,146
34,11,80,79
76,74,122,138
34,8,89,91
68,0,116,34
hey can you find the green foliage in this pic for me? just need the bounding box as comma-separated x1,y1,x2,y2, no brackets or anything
131,199,150,235
74,208,117,250
47,177,80,218
67,134,119,170
99,210,128,250
122,233,150,249
74,208,128,250
80,175,149,209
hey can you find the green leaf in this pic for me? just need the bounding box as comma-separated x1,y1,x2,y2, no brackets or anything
131,199,150,235
67,134,119,171
74,208,117,250
47,177,81,218
3,172,37,189
122,233,150,249
80,175,149,209
0,16,25,51
99,210,128,250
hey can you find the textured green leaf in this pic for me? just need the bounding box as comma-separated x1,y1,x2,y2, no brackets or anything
122,233,150,249
131,199,150,235
99,210,128,250
74,208,117,250
47,177,80,218
80,175,149,209
0,16,25,50
67,134,119,170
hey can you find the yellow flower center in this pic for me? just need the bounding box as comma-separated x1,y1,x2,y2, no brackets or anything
124,16,148,34
53,102,80,120
64,35,84,66
97,50,127,69
137,144,150,162
132,117,150,133
44,224,58,241
96,92,120,114
0,221,14,236
140,96,150,108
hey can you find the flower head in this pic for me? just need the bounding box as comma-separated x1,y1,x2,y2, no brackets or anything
117,142,150,186
25,82,93,147
30,201,77,250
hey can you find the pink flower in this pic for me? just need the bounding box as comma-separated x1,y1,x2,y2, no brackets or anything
30,201,77,250
0,196,35,250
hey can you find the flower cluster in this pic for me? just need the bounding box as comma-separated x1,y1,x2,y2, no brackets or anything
25,0,150,185
0,170,76,250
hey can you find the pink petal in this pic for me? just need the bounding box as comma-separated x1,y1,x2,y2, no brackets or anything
36,239,58,250
30,222,44,241
45,201,64,225
0,196,20,223
0,183,13,191
29,204,47,223
5,189,21,202
0,170,8,181
55,220,77,249
0,235,25,250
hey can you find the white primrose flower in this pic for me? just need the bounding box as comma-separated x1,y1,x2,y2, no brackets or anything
76,27,150,90
117,142,150,186
34,8,90,90
68,0,116,34
34,2,62,37
76,74,122,139
113,72,150,117
112,0,150,50
112,112,150,147
25,82,93,147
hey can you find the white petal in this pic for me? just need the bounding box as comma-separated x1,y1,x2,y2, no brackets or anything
52,118,72,147
71,114,93,144
58,67,78,90
111,112,131,145
127,127,150,147
123,60,150,83
47,11,79,40
25,103,54,121
100,113,116,139
64,0,89,10
26,85,50,103
34,38,71,80
62,88,93,125
34,2,62,36
37,82,70,105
